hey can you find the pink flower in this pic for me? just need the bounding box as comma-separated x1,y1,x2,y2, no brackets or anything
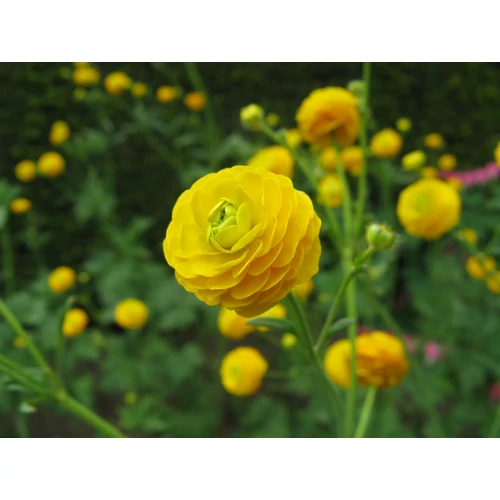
424,341,443,364
490,383,500,403
440,162,500,187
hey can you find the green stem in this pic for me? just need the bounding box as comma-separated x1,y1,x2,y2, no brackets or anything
1,223,15,296
55,296,77,381
354,386,377,438
0,354,46,394
335,144,354,245
488,404,500,438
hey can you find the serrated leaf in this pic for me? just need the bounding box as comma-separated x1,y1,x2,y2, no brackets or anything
246,317,296,334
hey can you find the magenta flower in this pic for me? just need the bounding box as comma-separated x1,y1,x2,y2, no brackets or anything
424,341,443,364
440,162,500,187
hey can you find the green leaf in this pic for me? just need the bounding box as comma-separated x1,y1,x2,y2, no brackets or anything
246,317,296,334
327,317,356,335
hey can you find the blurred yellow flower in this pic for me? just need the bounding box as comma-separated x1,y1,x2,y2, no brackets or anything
38,151,65,177
446,177,463,192
370,128,403,158
156,86,177,103
164,166,322,317
285,129,302,149
240,104,264,131
486,272,500,294
73,62,89,67
466,254,495,280
318,146,337,171
10,198,31,214
402,150,426,171
48,266,76,293
131,82,148,98
266,113,280,127
296,87,360,147
63,308,89,338
457,228,477,246
341,146,363,177
424,133,445,149
218,308,254,340
281,333,298,349
115,299,149,329
420,167,439,179
13,336,27,349
438,154,457,171
397,178,461,240
220,346,268,396
324,331,408,389
15,160,36,183
317,174,343,207
293,279,314,301
49,121,70,146
184,92,206,112
248,145,294,178
73,67,100,87
495,141,500,166
104,72,131,95
396,117,412,133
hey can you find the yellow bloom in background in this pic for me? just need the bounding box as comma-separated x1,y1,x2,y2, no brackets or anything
317,174,343,207
73,66,100,87
63,308,89,338
396,178,461,240
48,266,76,293
131,82,148,98
266,113,280,127
256,303,287,330
184,91,206,112
495,142,500,166
240,104,264,131
293,279,314,301
340,146,363,177
164,165,322,317
457,228,477,246
10,198,32,214
296,87,360,147
402,150,426,171
248,145,294,178
486,272,500,294
104,72,131,95
281,333,298,349
424,133,445,149
13,336,27,349
370,128,403,158
420,167,439,179
220,346,268,396
324,331,408,389
156,86,177,103
466,254,496,280
318,146,337,171
15,160,36,183
218,308,254,340
396,117,412,133
115,299,149,329
38,152,65,177
73,62,89,67
49,121,71,146
438,154,457,171
285,129,302,149
446,177,463,192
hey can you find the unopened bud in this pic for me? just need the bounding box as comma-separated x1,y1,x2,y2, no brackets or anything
240,104,264,131
366,223,396,250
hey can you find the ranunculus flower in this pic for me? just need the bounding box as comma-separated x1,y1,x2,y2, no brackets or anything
184,91,206,112
15,160,37,183
63,308,89,338
49,121,71,146
10,198,32,214
164,166,322,317
370,128,403,158
438,154,457,171
104,72,131,95
248,145,294,178
424,133,445,149
317,173,343,207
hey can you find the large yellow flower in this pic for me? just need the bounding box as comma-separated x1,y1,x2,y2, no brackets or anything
248,146,294,178
296,87,360,147
164,166,322,317
396,179,461,240
370,128,403,158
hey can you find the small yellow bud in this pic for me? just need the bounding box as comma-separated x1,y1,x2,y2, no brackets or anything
347,80,365,100
266,113,280,127
396,117,412,133
366,223,396,250
281,333,298,349
240,104,264,131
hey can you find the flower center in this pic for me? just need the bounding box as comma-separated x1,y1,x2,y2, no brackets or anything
415,193,432,213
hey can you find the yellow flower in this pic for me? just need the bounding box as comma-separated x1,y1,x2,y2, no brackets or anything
324,331,408,389
13,336,27,349
72,66,100,87
10,198,31,214
73,62,89,67
420,167,439,179
317,174,343,207
49,121,70,146
486,272,500,294
63,308,89,338
402,150,426,171
131,82,148,98
220,346,268,396
293,279,314,301
266,113,280,127
370,128,403,158
424,133,445,149
240,104,264,131
104,72,131,95
285,129,302,149
466,254,495,280
340,146,363,176
156,86,177,103
184,92,206,112
114,299,149,329
396,117,412,133
218,308,254,340
38,152,65,177
396,178,461,240
296,87,360,147
457,228,477,246
495,141,500,166
446,177,463,192
281,333,298,349
164,166,322,317
248,146,294,178
438,154,457,171
48,266,76,293
318,147,337,171
14,160,36,183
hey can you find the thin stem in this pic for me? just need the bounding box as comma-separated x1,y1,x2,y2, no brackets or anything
488,404,500,438
335,144,354,245
354,386,377,438
1,223,15,296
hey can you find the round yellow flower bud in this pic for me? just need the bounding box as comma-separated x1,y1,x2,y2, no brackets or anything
318,147,337,171
438,154,457,171
366,223,396,250
466,254,495,280
13,336,27,349
292,279,314,301
420,167,439,179
164,166,322,317
15,160,37,183
218,308,254,340
184,92,206,112
486,272,500,294
10,198,32,214
296,87,360,147
396,179,461,240
495,142,500,167
63,308,89,338
317,173,343,208
457,228,477,246
402,150,426,171
131,82,148,98
49,121,71,146
104,72,131,95
370,128,403,158
73,66,100,87
285,129,302,149
38,152,65,178
266,113,280,127
396,117,412,133
281,333,298,349
424,133,445,150
220,346,268,397
156,86,177,103
324,331,408,389
248,146,294,178
114,299,149,329
48,266,76,293
240,104,264,131
340,146,363,177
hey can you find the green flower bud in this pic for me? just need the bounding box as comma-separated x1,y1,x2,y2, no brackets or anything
366,223,396,250
240,104,264,131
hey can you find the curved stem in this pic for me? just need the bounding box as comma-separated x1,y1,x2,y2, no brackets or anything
354,386,377,438
335,144,354,245
0,354,46,394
